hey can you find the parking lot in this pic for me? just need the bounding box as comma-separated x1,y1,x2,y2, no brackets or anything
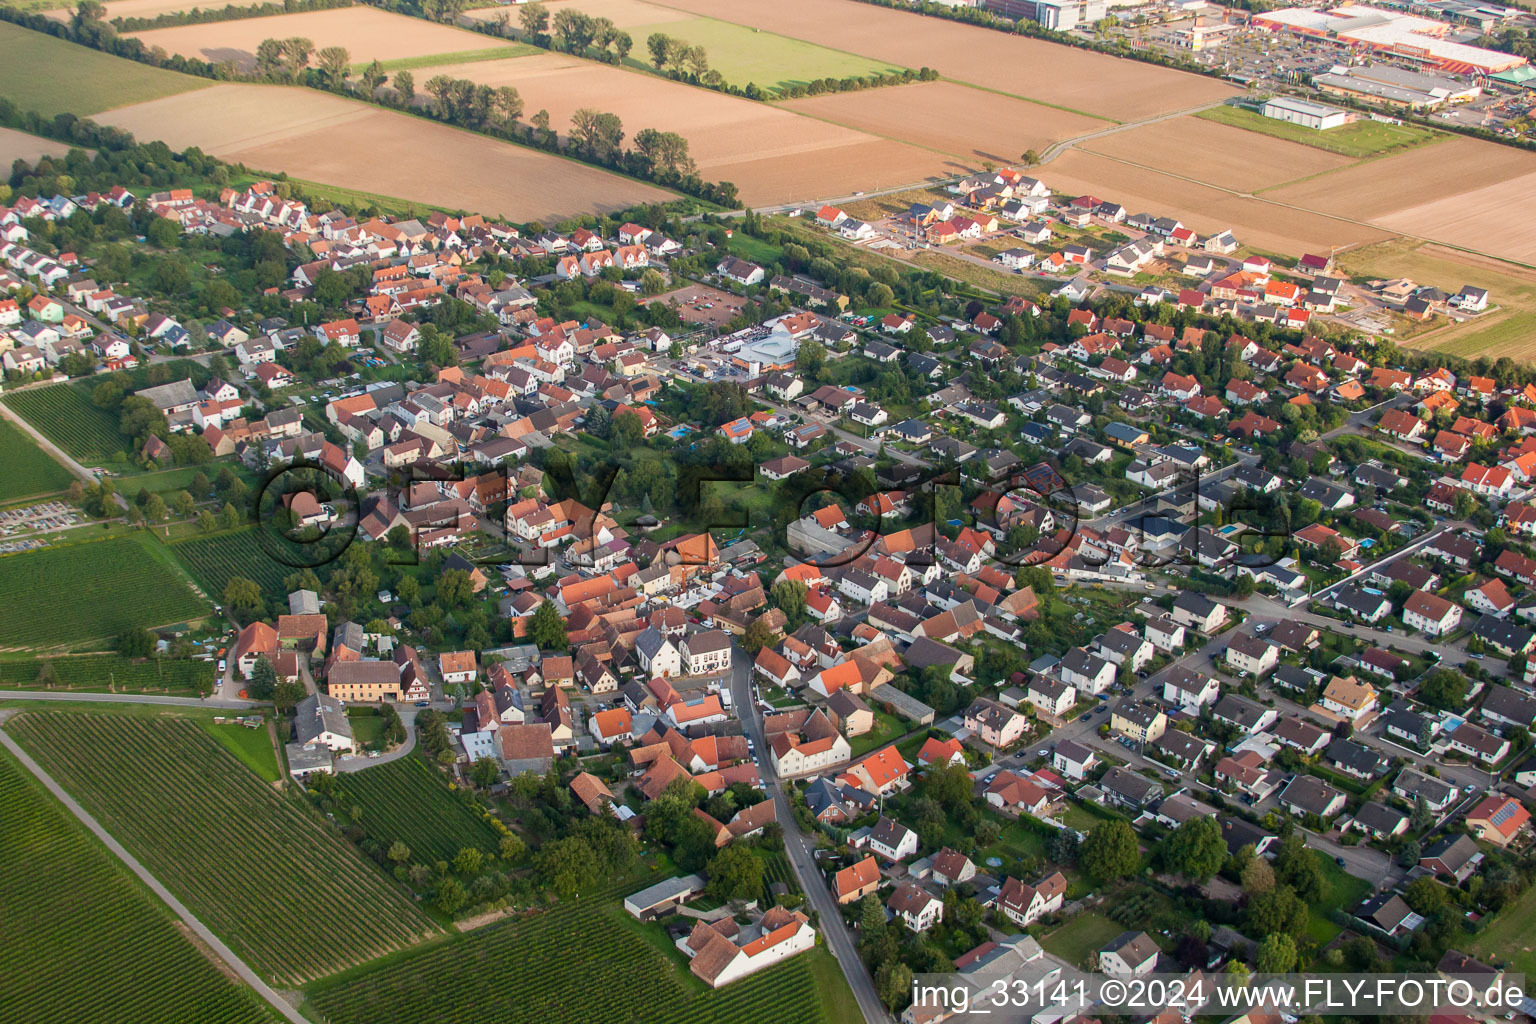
651,283,746,328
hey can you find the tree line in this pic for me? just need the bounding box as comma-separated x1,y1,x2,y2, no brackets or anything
106,0,352,32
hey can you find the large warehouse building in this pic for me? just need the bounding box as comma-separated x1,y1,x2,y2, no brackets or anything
1252,5,1526,75
1261,96,1354,129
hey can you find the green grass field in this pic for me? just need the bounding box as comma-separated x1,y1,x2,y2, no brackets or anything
0,415,74,501
0,747,281,1024
2,381,135,465
329,754,502,864
626,16,909,92
0,653,213,694
1040,910,1122,967
0,535,208,648
1198,104,1442,159
9,712,434,985
359,43,540,73
0,20,209,116
169,528,291,603
200,718,281,782
1470,879,1536,976
307,884,833,1024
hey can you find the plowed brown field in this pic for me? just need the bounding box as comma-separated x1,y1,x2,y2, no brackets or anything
1076,114,1355,191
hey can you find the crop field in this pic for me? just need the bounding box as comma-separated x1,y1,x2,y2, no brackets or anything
43,0,268,19
1265,136,1536,264
780,80,1106,165
0,537,208,649
2,382,134,465
170,528,289,602
0,748,280,1024
649,0,1236,121
466,0,693,30
0,653,214,694
0,125,79,167
1078,113,1357,191
0,416,73,502
9,712,435,986
330,754,502,864
0,21,208,116
1339,239,1536,361
1037,149,1393,257
421,53,952,203
128,7,522,72
621,14,911,93
307,887,831,1024
96,84,674,221
1196,104,1442,160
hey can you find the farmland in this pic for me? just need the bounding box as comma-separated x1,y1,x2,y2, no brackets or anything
0,125,79,167
96,83,675,221
780,80,1106,166
170,528,291,603
418,53,952,204
45,0,269,19
0,415,74,502
0,536,208,649
8,712,435,985
1196,104,1442,160
0,20,208,116
466,0,694,29
128,7,524,72
327,754,503,864
307,884,834,1024
647,0,1236,121
0,653,214,694
2,381,135,465
0,747,280,1024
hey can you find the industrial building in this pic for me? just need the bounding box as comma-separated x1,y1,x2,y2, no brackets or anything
1261,95,1354,130
1312,63,1482,108
984,0,1107,29
1252,4,1526,75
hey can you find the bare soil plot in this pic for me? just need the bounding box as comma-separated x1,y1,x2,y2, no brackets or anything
1040,149,1392,256
779,80,1106,164
1372,171,1536,266
1077,114,1356,192
464,0,692,29
648,0,1236,120
95,84,672,220
424,54,956,204
128,7,518,71
0,127,79,167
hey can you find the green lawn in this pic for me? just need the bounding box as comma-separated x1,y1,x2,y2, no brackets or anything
1040,911,1122,967
847,708,908,758
1470,879,1536,977
0,415,74,502
200,718,280,783
357,44,542,73
1199,104,1442,160
625,16,909,92
0,20,209,116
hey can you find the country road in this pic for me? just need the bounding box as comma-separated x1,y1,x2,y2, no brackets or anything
0,726,309,1024
728,647,889,1024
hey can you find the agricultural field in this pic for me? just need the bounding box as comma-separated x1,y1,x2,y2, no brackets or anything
8,712,435,986
44,0,269,18
1339,239,1536,361
466,0,694,29
780,80,1106,166
2,381,135,465
0,416,74,502
0,536,208,649
419,53,952,204
170,527,291,602
0,125,79,167
0,20,209,116
0,653,214,694
1078,113,1357,192
648,0,1237,121
1036,148,1393,257
127,7,524,72
1196,104,1442,160
0,748,281,1024
329,754,502,864
307,885,833,1024
1265,136,1536,264
96,83,675,221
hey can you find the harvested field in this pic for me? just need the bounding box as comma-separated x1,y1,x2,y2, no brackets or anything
1076,114,1355,192
95,84,672,221
648,0,1236,120
0,20,208,116
779,80,1106,164
44,0,267,20
128,7,519,71
1039,149,1392,256
421,54,957,203
465,0,692,29
1373,171,1536,266
0,127,77,169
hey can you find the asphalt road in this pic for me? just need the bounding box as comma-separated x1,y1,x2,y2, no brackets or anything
0,690,260,709
0,726,308,1024
728,646,889,1024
